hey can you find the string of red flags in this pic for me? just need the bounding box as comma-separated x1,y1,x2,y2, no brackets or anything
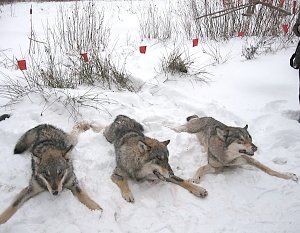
16,21,293,70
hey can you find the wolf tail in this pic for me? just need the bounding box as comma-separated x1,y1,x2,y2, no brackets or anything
186,115,199,122
14,128,37,154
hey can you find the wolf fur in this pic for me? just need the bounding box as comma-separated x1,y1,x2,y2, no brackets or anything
104,115,208,202
0,122,102,224
172,115,298,183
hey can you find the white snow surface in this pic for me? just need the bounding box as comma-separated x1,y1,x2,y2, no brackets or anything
0,1,300,233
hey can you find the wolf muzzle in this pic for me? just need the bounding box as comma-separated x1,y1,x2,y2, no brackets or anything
239,144,257,156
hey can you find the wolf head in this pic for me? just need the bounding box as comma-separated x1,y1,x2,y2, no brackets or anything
137,139,174,180
32,144,73,195
216,125,257,156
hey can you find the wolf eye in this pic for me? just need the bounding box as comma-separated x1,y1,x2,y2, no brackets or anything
237,139,244,144
43,171,50,178
57,170,63,176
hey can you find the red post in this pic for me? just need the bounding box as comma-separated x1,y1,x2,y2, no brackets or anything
139,46,147,54
17,60,27,70
192,38,199,47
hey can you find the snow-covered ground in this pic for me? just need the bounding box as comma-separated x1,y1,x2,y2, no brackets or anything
0,1,300,233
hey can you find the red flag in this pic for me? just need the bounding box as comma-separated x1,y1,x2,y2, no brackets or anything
139,46,147,54
192,38,199,47
238,31,245,37
17,60,27,70
282,24,288,33
80,53,89,62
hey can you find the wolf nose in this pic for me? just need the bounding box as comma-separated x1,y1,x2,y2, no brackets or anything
252,146,257,152
52,191,58,196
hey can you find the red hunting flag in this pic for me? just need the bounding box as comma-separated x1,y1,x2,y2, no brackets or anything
282,24,288,33
139,46,147,54
17,60,27,70
238,31,245,37
192,38,199,47
80,53,89,62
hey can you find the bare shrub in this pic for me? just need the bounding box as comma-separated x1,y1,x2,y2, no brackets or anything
160,46,210,82
26,1,137,92
0,71,115,121
182,0,296,40
161,48,188,75
241,36,295,60
139,0,297,43
137,2,175,41
202,41,231,65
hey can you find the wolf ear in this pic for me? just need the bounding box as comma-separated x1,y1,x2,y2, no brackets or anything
161,140,170,146
216,127,228,141
63,145,73,160
138,141,151,153
244,125,248,130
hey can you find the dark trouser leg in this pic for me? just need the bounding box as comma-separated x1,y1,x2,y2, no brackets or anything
298,69,300,105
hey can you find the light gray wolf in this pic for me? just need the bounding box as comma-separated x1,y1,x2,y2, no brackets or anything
172,115,298,183
0,122,102,224
104,114,208,203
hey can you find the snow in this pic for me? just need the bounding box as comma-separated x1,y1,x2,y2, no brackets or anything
0,1,300,233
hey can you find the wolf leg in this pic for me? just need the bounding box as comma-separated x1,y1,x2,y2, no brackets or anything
68,122,103,146
166,176,208,198
111,173,134,202
0,183,43,224
242,155,298,182
69,185,102,211
190,164,221,184
170,125,188,133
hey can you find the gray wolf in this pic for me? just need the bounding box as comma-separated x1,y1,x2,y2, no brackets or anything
104,114,208,203
0,122,102,224
172,115,298,183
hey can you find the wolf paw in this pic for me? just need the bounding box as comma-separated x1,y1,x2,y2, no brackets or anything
286,173,298,182
190,185,208,198
188,177,201,184
122,192,135,203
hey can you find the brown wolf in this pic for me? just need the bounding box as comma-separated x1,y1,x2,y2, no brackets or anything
0,122,102,224
104,115,208,202
172,115,298,183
